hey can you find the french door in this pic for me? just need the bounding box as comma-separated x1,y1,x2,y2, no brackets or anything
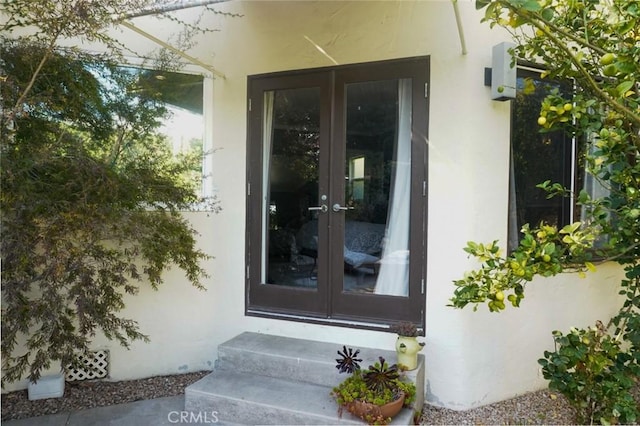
246,58,429,327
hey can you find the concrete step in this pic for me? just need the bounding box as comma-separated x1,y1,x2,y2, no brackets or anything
184,369,416,425
185,332,424,425
217,332,422,389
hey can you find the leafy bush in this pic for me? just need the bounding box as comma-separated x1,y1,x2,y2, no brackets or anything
539,325,638,425
0,36,213,385
452,1,640,423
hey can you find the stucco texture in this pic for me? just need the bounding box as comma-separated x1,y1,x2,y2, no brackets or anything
2,1,625,412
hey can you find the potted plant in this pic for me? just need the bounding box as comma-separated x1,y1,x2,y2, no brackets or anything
332,346,416,425
389,322,425,371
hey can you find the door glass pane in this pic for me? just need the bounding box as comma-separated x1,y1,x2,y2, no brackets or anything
262,88,320,288
343,79,411,296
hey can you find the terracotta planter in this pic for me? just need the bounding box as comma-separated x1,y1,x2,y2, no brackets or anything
342,392,405,423
395,336,424,370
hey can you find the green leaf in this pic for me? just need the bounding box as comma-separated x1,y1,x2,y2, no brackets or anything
475,0,491,10
522,0,542,11
577,189,590,204
542,242,556,255
560,222,581,234
616,80,634,96
541,8,554,20
536,180,552,189
616,60,637,74
616,20,635,35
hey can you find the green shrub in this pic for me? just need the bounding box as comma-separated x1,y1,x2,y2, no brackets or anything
538,326,638,425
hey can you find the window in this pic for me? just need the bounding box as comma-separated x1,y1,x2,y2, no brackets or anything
508,69,583,250
349,156,365,201
119,66,213,201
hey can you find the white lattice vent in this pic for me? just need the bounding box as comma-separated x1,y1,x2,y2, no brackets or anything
65,350,109,382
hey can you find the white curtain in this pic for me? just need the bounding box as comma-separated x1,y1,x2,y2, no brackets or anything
375,79,412,296
261,91,275,282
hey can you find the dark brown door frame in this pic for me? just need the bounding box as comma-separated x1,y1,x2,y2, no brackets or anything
329,59,429,323
246,71,333,317
246,57,429,328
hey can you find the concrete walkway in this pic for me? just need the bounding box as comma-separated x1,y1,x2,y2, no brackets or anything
2,395,224,426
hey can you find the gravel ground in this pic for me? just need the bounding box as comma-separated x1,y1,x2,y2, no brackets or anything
421,384,640,425
2,372,638,424
1,371,209,422
420,389,576,425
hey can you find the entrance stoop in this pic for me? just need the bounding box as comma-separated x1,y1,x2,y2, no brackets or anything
185,332,425,425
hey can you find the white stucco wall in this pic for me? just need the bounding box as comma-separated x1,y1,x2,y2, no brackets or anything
2,0,625,411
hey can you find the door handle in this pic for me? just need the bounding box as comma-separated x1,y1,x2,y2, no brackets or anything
332,203,355,212
308,204,328,213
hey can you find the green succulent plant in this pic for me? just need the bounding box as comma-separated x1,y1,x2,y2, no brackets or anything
332,347,416,425
363,357,399,394
389,321,421,337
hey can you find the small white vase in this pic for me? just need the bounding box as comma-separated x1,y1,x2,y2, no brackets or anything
395,336,424,370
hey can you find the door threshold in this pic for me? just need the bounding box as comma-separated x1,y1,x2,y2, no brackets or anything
246,309,394,333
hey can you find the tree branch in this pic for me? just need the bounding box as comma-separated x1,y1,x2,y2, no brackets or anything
500,1,640,132
12,32,62,112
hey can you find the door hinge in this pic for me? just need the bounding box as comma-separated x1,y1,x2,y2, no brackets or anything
247,182,251,196
246,265,250,280
248,98,252,111
424,83,429,99
421,278,425,294
422,181,426,197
